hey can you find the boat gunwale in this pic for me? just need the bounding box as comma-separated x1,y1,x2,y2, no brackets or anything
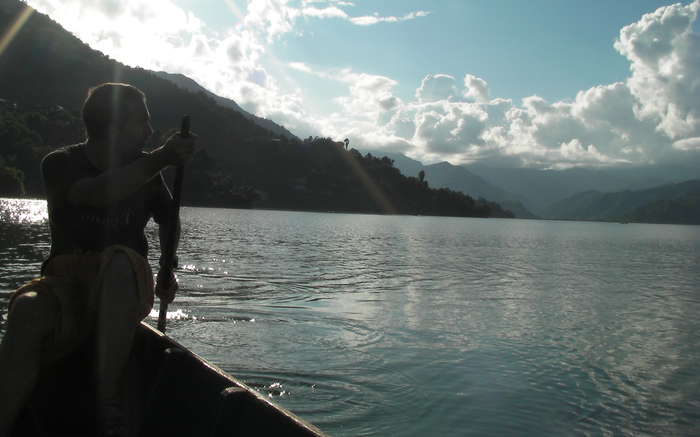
140,321,329,437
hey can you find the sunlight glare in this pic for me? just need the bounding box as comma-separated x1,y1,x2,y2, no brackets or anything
0,5,33,58
338,149,398,214
223,0,245,21
0,198,48,224
148,307,196,321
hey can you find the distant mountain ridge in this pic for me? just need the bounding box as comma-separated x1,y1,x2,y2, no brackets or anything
467,165,699,216
154,71,297,141
361,149,700,223
545,179,700,224
367,151,536,218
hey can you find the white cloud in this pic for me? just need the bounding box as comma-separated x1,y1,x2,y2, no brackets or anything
614,0,700,140
349,10,430,26
464,74,489,102
333,70,401,122
673,137,700,150
26,0,203,69
415,74,458,103
558,139,626,167
288,62,313,73
302,0,355,6
243,0,298,42
243,0,429,42
302,6,347,19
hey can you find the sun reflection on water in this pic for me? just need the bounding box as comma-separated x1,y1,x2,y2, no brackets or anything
147,307,196,321
0,198,48,224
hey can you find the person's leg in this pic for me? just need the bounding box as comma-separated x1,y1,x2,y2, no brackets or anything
0,290,58,435
94,250,142,412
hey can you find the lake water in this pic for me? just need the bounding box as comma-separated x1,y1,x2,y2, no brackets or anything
1,198,700,436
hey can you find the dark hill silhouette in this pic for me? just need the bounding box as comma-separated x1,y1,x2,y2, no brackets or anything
0,0,512,218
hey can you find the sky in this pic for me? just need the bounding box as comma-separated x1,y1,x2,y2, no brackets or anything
19,0,700,169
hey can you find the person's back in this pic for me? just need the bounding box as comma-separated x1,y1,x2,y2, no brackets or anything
0,82,197,437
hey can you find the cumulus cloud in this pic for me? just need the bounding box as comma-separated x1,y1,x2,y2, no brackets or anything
416,74,459,102
308,59,674,167
464,74,489,102
615,0,700,140
326,1,700,169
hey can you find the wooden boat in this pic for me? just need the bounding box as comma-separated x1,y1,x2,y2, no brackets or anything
12,322,329,437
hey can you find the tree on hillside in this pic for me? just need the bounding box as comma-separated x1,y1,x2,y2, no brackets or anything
0,166,25,196
0,113,41,168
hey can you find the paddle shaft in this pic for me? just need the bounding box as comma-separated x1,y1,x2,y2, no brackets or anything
157,116,189,332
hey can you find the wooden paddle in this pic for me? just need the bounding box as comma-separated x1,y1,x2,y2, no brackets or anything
157,115,190,333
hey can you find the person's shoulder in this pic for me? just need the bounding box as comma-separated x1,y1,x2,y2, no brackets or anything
42,143,83,161
41,144,83,173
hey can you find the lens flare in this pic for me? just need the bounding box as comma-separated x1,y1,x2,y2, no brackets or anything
0,5,33,58
336,147,397,214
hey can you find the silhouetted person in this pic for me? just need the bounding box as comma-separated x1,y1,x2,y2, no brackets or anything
0,83,197,436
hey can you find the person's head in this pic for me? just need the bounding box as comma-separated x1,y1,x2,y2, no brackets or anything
81,83,153,156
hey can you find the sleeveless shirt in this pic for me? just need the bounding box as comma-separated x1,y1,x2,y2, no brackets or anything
41,144,171,262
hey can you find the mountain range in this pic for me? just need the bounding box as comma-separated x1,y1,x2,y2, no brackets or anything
364,151,536,218
369,149,699,222
545,179,700,224
467,165,699,216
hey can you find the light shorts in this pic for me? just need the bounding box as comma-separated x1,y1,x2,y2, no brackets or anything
8,245,154,360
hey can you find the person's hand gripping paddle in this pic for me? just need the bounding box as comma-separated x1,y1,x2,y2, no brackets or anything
157,115,190,333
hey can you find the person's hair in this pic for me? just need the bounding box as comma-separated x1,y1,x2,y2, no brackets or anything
81,83,146,141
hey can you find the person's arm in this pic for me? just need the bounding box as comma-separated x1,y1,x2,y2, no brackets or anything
67,134,194,208
42,150,75,210
67,150,169,207
153,172,180,304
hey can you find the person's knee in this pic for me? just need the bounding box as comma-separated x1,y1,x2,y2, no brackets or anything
100,251,141,319
103,251,137,285
7,290,56,338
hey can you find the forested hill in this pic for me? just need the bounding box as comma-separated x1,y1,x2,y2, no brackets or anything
0,0,513,218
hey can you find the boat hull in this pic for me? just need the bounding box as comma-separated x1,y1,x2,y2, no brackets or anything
12,322,327,437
